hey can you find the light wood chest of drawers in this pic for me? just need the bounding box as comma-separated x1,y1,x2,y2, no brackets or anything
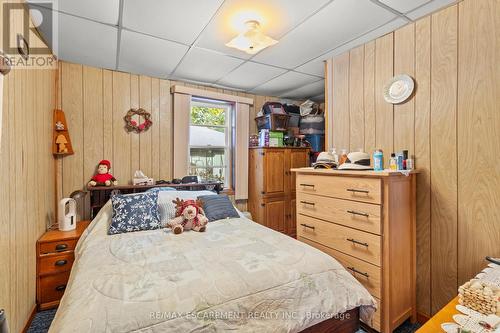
292,168,417,333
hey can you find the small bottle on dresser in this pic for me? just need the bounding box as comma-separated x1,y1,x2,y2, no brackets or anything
403,150,409,170
389,153,397,170
373,149,383,171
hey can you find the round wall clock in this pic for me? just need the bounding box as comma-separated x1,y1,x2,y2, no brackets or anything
383,74,414,104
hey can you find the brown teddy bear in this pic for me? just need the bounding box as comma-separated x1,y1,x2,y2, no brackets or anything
167,198,208,234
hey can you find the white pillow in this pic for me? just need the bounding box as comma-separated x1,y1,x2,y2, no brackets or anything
157,191,217,225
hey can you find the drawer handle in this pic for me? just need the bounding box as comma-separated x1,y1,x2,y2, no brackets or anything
55,259,68,266
347,210,369,218
346,188,369,194
55,244,68,251
347,238,369,247
300,183,315,189
347,266,370,279
300,201,315,206
55,284,66,292
300,223,315,230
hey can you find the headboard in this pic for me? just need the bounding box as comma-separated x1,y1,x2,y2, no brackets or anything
88,182,223,218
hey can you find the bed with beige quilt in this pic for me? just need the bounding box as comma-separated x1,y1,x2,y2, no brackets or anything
49,191,375,332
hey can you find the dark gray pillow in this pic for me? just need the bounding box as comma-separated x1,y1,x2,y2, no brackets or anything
109,192,161,235
197,195,240,222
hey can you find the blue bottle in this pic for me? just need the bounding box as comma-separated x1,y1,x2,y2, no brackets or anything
373,149,383,171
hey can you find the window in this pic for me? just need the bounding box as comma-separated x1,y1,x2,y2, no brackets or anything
188,98,234,187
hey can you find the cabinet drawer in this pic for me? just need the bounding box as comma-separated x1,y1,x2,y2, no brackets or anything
39,239,78,255
39,271,70,304
296,174,381,204
39,253,74,276
299,237,381,298
297,193,382,235
297,215,381,266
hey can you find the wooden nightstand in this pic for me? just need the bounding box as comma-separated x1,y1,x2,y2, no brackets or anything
36,221,91,310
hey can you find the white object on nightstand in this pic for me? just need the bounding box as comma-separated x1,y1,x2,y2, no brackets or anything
58,198,76,231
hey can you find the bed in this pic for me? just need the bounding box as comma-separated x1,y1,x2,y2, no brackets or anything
49,191,375,332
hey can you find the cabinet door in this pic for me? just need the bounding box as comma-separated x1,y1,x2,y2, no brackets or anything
264,149,286,196
288,149,309,192
264,199,286,233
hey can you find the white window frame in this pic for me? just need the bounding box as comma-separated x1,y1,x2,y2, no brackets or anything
188,98,234,188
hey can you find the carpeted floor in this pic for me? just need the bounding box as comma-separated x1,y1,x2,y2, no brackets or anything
27,309,420,333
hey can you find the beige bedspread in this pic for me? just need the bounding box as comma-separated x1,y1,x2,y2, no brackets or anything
49,201,375,332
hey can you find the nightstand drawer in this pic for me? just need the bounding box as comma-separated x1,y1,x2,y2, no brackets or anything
39,253,74,276
39,271,70,304
39,239,78,255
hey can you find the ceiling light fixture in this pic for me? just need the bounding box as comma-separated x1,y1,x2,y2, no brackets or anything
225,20,277,55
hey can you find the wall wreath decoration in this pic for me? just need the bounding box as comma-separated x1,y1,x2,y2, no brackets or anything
124,108,152,133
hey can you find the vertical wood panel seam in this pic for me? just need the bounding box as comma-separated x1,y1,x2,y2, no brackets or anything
81,66,85,190
428,13,433,312
392,32,395,154
455,4,460,290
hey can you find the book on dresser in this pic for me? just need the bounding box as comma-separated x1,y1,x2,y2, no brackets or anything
248,147,310,238
291,168,417,333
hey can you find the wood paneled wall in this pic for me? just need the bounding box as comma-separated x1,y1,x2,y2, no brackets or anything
325,0,500,315
0,7,57,333
56,62,288,216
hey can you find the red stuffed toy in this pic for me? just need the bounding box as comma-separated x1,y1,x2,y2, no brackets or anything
87,160,118,187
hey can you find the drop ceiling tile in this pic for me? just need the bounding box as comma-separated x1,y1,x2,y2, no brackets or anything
251,71,321,96
122,0,223,45
282,80,325,100
253,0,396,68
118,30,189,78
406,0,457,20
27,0,120,25
319,17,408,60
34,11,118,69
218,62,286,90
196,0,330,58
174,48,244,82
295,60,325,77
378,0,431,14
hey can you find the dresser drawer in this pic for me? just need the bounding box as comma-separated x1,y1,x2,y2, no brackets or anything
297,215,381,266
39,239,78,255
299,237,381,298
297,193,382,235
296,174,381,204
39,253,75,276
39,271,70,304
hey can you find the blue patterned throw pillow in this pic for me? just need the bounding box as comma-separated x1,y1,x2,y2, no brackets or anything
109,192,161,235
197,195,240,222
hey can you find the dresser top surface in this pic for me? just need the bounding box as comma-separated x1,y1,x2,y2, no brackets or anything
291,167,418,177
